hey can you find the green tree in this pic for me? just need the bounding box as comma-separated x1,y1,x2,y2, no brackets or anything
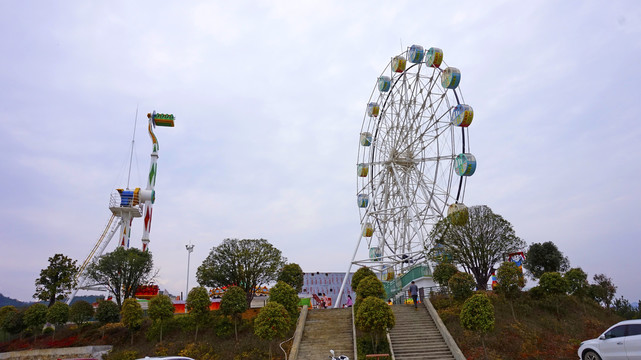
24,303,48,336
523,241,570,279
0,306,17,326
277,263,304,293
429,205,526,290
148,294,175,343
220,286,248,342
356,275,385,299
564,267,589,298
590,273,617,309
254,302,292,360
448,272,476,302
86,247,154,308
197,238,286,308
186,286,211,342
1,308,25,337
495,261,525,321
351,267,376,293
120,298,143,345
268,281,299,319
539,272,569,316
34,254,78,307
355,296,395,351
95,300,120,325
46,302,69,339
69,300,94,327
433,262,459,287
460,293,495,360
355,275,386,312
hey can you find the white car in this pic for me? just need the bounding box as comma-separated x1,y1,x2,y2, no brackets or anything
136,357,194,360
578,319,641,360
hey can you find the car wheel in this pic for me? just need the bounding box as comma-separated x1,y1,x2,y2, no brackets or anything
583,350,602,360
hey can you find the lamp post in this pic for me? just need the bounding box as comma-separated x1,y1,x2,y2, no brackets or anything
185,242,195,301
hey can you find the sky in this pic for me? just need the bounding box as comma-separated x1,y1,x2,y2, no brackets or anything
1,1,639,303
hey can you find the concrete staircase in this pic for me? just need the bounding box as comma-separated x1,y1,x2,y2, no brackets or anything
296,308,354,359
389,304,456,360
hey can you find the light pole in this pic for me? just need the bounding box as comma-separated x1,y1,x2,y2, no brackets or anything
185,242,195,301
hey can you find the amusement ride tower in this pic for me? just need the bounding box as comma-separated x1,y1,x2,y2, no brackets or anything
66,111,175,304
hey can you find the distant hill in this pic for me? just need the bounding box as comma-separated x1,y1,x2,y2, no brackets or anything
0,293,30,308
0,293,104,308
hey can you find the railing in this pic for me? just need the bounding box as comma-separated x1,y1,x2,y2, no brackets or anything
382,265,433,300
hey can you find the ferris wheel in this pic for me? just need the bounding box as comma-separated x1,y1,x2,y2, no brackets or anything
337,45,476,305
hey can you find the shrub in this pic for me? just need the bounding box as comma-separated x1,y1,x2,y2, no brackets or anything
564,267,589,297
24,303,48,335
46,302,69,339
120,298,143,345
254,302,292,359
179,343,221,360
351,267,376,293
103,350,140,360
355,296,395,351
448,272,476,301
69,300,95,326
96,300,120,324
148,294,175,343
356,275,385,300
214,316,233,338
460,293,495,357
268,281,299,319
433,262,459,287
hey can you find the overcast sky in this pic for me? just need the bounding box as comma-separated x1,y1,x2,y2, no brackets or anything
1,1,639,303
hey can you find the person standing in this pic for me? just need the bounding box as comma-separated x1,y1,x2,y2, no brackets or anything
409,281,419,310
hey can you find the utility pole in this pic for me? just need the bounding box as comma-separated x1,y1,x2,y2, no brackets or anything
185,242,195,300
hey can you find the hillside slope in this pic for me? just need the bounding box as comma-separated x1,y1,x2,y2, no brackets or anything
433,292,622,360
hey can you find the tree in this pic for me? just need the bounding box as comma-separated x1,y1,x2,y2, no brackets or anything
495,261,525,321
355,275,386,312
254,302,292,360
590,273,617,309
539,272,569,316
1,308,25,337
564,267,589,298
120,298,143,346
351,266,376,292
148,294,175,343
355,296,395,351
34,254,78,307
433,262,459,287
220,286,248,342
523,241,570,279
86,247,154,308
197,238,286,308
277,263,304,293
46,302,69,339
356,275,386,300
186,286,211,342
429,205,526,290
95,300,120,325
24,303,48,336
0,306,17,326
268,281,299,320
448,272,476,302
460,293,495,360
69,300,94,327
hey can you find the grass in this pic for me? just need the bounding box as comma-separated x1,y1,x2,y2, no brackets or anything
432,291,623,360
